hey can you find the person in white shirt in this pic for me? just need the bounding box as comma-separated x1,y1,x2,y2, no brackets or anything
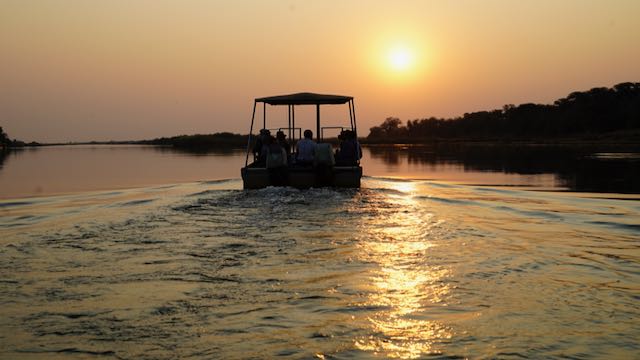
296,129,316,165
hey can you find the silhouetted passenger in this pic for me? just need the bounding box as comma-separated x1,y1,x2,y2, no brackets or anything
335,130,347,162
265,136,287,168
350,130,362,162
276,130,291,156
253,129,271,164
265,135,288,185
296,129,316,166
335,130,361,165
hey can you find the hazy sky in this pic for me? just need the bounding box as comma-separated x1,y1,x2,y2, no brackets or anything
2,0,639,142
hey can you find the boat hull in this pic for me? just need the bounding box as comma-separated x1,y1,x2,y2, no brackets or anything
241,166,362,189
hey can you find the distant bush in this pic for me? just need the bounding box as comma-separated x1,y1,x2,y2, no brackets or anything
142,132,249,149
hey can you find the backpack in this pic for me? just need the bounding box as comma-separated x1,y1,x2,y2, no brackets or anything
266,145,286,168
315,143,335,165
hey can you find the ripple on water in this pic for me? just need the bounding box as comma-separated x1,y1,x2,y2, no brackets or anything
0,179,638,359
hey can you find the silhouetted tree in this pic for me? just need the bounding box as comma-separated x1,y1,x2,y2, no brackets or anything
368,117,407,139
0,127,9,147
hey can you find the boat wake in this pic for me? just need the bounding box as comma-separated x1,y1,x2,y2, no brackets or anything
1,178,638,359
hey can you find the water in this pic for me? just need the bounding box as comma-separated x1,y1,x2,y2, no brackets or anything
1,146,639,359
2,144,639,199
0,145,245,199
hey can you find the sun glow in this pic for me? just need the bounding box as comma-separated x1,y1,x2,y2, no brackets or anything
365,28,432,83
388,47,414,71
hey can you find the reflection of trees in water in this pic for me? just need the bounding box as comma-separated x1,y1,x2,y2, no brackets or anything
0,148,31,171
0,148,32,172
0,150,7,170
368,144,640,193
371,146,404,165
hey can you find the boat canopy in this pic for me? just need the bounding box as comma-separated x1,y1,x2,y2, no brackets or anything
255,92,353,105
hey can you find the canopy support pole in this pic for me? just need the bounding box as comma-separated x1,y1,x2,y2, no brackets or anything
287,105,292,154
351,99,358,138
316,104,321,142
245,101,257,166
263,103,266,130
348,100,354,131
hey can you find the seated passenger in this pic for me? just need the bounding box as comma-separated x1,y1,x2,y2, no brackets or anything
265,135,288,185
295,129,316,165
265,136,287,169
335,130,361,165
276,130,291,156
351,131,362,161
253,129,271,164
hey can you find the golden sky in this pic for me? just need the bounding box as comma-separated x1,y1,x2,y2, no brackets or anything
1,0,639,142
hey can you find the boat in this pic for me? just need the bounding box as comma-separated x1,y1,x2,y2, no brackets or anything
241,92,363,189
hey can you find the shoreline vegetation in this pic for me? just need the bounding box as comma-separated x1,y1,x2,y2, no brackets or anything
365,82,639,145
2,83,638,151
0,126,41,148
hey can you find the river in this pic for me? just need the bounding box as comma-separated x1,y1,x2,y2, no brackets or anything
0,145,638,359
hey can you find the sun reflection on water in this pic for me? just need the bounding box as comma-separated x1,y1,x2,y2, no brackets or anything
355,181,453,358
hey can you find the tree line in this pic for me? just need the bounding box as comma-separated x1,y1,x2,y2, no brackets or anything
367,82,640,142
0,126,36,148
141,132,248,149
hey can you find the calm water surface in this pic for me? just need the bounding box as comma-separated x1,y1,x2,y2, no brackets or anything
2,144,639,198
0,145,639,359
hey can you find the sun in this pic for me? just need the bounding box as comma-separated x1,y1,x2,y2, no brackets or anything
387,47,414,71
